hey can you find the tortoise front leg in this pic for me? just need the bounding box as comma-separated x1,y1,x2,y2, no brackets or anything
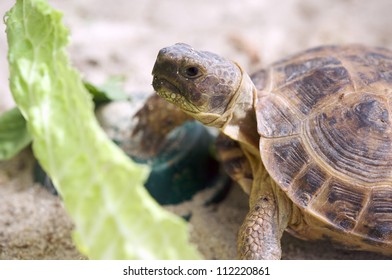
237,178,291,260
215,134,291,259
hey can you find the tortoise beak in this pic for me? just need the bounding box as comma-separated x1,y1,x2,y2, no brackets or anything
151,48,183,96
152,75,181,97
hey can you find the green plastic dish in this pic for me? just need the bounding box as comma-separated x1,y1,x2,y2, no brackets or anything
136,121,221,205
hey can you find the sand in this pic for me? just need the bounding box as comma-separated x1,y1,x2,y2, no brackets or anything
0,0,392,259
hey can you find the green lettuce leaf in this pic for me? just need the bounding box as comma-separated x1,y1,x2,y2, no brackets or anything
6,0,201,259
0,107,31,160
0,79,128,161
84,77,129,105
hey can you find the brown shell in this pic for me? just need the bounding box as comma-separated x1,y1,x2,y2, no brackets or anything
255,45,392,244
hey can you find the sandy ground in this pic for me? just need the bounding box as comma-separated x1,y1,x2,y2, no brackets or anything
1,0,392,259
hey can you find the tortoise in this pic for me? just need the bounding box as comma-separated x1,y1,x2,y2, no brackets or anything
151,43,392,259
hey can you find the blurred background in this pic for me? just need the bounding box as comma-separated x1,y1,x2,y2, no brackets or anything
1,0,392,259
1,0,392,112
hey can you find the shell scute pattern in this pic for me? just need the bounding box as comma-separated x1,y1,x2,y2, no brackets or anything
342,48,392,90
323,180,367,230
304,93,392,184
291,163,328,207
358,187,392,241
269,59,354,116
262,137,309,190
258,46,392,241
256,94,301,138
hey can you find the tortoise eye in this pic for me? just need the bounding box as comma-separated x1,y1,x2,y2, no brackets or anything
182,66,201,78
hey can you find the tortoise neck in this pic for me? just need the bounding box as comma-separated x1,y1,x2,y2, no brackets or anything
221,72,260,154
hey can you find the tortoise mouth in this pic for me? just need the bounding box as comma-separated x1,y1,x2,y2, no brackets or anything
151,53,182,98
152,75,198,113
152,75,180,97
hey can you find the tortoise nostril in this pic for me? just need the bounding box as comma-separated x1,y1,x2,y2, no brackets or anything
158,48,168,58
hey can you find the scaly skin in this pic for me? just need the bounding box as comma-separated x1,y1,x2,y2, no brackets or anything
152,43,392,258
238,192,281,259
152,43,291,259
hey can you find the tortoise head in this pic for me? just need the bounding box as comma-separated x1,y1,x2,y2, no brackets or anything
152,43,243,127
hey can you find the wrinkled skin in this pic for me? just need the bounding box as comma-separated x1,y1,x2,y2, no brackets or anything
152,43,392,259
152,43,243,126
152,43,291,259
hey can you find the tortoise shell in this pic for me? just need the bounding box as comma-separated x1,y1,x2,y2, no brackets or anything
255,45,392,243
